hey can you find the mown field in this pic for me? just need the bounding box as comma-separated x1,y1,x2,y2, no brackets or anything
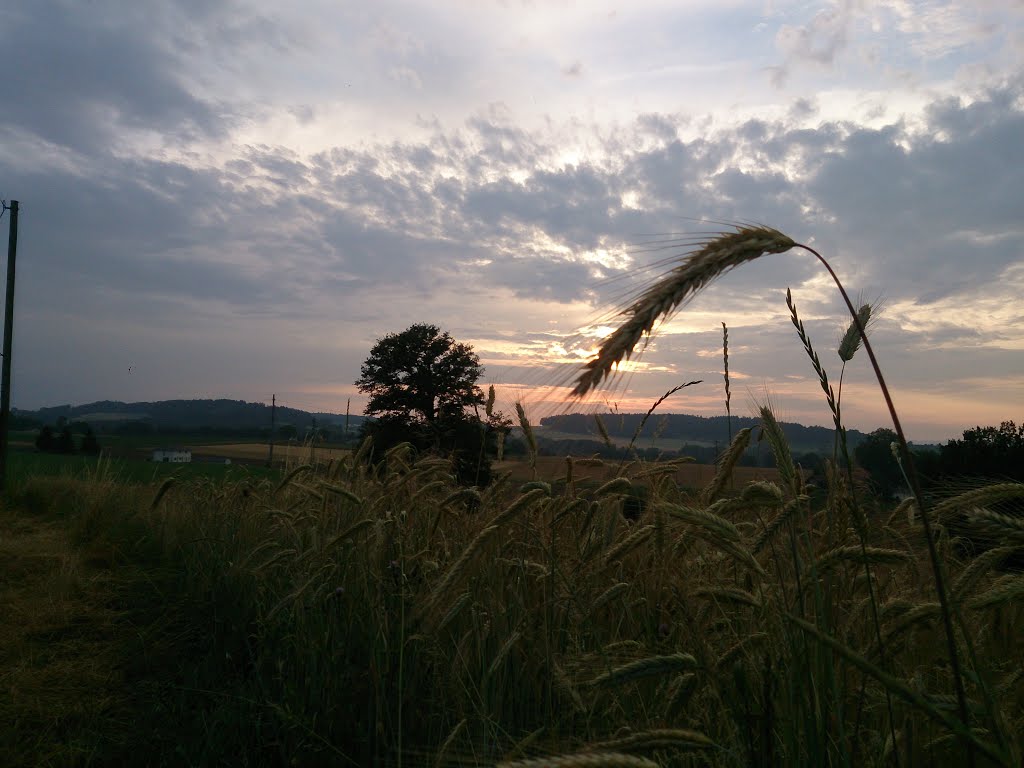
3,424,1022,767
199,442,352,462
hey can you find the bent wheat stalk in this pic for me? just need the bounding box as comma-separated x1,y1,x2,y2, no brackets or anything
571,223,972,754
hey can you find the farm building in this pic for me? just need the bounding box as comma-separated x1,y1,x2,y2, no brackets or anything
151,447,192,463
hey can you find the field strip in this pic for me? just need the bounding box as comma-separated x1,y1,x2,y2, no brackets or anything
191,443,353,461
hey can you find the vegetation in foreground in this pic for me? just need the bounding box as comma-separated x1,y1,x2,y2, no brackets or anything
3,430,1023,767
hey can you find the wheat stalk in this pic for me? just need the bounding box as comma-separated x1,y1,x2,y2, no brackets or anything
571,225,796,398
787,288,845,444
722,321,733,441
813,546,912,573
965,507,1024,541
968,575,1024,610
695,586,760,608
740,480,784,506
594,413,613,448
716,632,768,669
584,728,714,753
552,659,586,713
571,222,974,746
933,484,1024,521
485,630,523,681
758,404,800,498
602,525,654,567
702,427,752,504
594,477,632,497
663,673,698,720
660,502,740,542
427,524,499,608
624,380,702,457
752,496,806,555
489,487,549,529
436,590,472,633
149,477,176,511
786,613,1005,765
516,401,538,471
585,652,699,688
838,302,873,362
588,582,631,616
435,718,466,768
497,754,659,768
953,546,1017,601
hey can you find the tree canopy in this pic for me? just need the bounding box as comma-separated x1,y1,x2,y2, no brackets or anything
356,323,484,426
855,427,904,498
355,323,501,485
916,421,1024,484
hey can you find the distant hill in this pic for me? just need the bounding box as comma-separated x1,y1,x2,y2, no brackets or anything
540,412,869,455
14,399,363,432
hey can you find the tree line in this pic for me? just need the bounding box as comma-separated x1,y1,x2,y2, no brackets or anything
855,421,1024,498
35,423,101,455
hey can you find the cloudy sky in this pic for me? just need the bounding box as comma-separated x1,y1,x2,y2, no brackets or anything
2,0,1022,442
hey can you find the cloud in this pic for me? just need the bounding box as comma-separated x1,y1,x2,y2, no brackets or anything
776,3,853,66
562,60,584,77
0,0,261,153
2,0,1022,441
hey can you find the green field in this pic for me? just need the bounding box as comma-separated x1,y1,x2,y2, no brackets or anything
7,448,279,487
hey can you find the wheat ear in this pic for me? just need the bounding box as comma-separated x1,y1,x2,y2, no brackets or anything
498,754,659,768
585,728,714,753
516,401,537,471
702,427,752,504
838,302,873,362
571,225,796,398
585,652,699,688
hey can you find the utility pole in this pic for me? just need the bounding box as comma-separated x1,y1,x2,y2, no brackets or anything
267,394,276,466
0,201,19,493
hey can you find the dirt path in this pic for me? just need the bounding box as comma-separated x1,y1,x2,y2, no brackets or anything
0,506,138,766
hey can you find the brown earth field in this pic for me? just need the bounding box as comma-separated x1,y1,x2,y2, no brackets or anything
191,443,353,462
494,455,805,488
196,444,798,489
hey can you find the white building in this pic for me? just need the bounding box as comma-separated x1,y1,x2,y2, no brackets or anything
151,447,192,463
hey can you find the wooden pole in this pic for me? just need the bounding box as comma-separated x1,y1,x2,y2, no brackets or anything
267,393,276,466
0,201,19,493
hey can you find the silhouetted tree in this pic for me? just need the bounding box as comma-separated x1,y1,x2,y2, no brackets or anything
855,427,904,498
795,451,825,482
357,324,484,431
56,426,76,454
356,324,490,484
80,426,101,455
35,426,55,452
925,421,1024,483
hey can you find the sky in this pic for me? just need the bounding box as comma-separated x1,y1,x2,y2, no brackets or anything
1,0,1022,442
